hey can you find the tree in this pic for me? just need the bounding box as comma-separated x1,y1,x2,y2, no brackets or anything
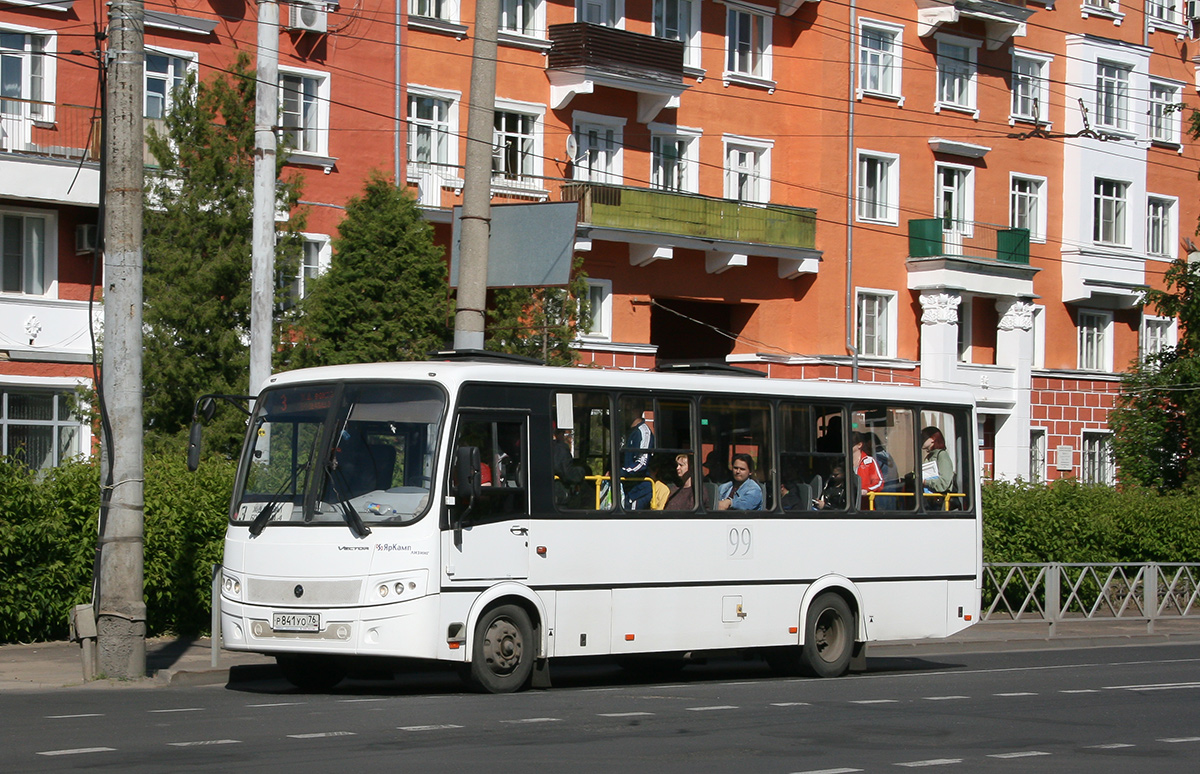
486,255,590,366
142,55,304,456
1110,256,1200,491
289,173,449,367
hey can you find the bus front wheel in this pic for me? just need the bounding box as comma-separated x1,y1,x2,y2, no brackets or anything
470,604,534,693
799,593,854,678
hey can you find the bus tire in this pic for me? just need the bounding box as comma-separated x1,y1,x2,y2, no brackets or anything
470,604,534,694
276,654,346,692
799,592,854,678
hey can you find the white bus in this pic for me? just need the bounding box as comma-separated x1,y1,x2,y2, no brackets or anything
211,354,980,693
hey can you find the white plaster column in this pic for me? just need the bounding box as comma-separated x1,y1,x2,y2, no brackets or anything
918,292,961,390
993,298,1036,481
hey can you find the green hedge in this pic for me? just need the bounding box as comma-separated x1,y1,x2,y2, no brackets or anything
0,455,234,644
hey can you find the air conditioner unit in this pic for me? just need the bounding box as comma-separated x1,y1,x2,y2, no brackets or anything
75,223,98,254
289,2,328,33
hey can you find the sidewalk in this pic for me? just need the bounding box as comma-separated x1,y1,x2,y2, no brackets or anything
3,619,1199,693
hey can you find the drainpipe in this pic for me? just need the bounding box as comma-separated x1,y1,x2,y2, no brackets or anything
845,0,859,383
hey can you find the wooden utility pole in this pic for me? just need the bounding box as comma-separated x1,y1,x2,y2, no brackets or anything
97,0,146,680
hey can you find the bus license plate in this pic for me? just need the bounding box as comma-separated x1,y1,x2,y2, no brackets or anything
272,612,320,632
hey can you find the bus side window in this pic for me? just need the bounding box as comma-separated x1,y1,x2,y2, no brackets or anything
553,391,613,511
919,409,969,512
781,404,847,513
700,397,771,511
450,417,527,520
851,405,916,512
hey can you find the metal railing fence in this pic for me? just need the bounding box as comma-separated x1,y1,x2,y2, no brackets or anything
982,562,1200,636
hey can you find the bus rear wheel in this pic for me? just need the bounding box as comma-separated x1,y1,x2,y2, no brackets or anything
470,604,534,694
276,654,346,692
799,593,854,678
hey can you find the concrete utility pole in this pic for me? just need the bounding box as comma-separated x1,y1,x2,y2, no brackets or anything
97,0,146,680
249,0,279,397
453,0,500,350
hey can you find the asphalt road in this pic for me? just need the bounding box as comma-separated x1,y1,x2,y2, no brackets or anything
4,643,1199,773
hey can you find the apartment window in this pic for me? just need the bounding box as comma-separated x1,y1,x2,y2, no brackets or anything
292,235,330,302
1081,432,1113,485
1095,60,1130,133
578,0,619,26
725,5,772,82
1148,81,1181,145
1011,51,1050,124
580,278,612,340
1029,428,1047,483
411,0,455,21
0,29,55,125
573,114,624,185
858,21,901,99
1010,174,1046,243
408,90,455,173
956,296,972,362
857,289,896,359
723,135,771,203
1147,0,1177,23
1,391,79,470
1,210,49,295
1141,315,1175,360
936,38,977,114
144,51,192,119
500,0,539,35
654,0,700,69
650,124,699,193
1077,309,1113,371
492,102,544,189
937,164,973,241
1146,196,1174,258
856,151,898,224
279,69,329,156
1093,178,1128,246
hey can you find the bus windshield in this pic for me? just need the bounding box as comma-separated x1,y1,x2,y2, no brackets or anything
233,382,444,528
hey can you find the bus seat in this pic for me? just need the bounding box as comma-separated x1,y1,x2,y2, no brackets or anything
365,443,397,490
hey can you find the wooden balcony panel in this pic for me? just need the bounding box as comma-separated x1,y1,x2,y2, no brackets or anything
547,23,684,85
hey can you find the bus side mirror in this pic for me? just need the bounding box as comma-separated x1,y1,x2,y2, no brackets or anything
456,446,482,501
187,420,203,472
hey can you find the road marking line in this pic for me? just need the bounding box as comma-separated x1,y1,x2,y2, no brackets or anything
1159,737,1200,743
923,696,968,701
852,699,898,704
988,751,1050,759
598,712,655,717
994,692,1037,697
1060,689,1099,694
1106,682,1200,692
789,768,863,774
167,739,241,747
686,705,739,711
45,713,104,719
246,702,304,707
895,759,962,767
718,681,758,686
499,717,561,724
287,732,356,739
398,724,463,731
339,698,388,703
149,707,204,713
771,702,811,707
37,747,116,756
1085,743,1134,749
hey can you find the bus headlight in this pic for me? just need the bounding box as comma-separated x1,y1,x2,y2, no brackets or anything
221,570,242,600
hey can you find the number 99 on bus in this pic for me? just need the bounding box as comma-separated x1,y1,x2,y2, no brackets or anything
727,526,752,559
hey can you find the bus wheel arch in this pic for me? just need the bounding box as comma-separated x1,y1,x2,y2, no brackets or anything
799,590,855,678
463,586,546,693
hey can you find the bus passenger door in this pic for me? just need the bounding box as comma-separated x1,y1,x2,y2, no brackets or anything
446,413,531,581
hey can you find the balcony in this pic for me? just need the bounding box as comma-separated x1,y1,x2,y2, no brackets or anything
906,218,1039,298
547,23,688,123
562,182,819,276
1060,248,1146,309
0,100,101,207
915,0,1036,50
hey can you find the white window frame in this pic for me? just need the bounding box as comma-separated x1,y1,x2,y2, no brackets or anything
1029,427,1047,483
935,35,979,117
722,134,772,203
0,23,57,127
856,287,898,359
0,388,82,470
499,0,545,38
722,0,774,89
957,296,973,363
1081,431,1114,485
1010,49,1051,126
580,277,613,342
1094,59,1131,135
1140,314,1176,360
1077,308,1113,372
575,0,623,27
1093,177,1130,247
143,46,196,120
410,0,460,23
293,233,331,302
572,111,625,185
654,0,701,71
1148,79,1182,146
936,162,975,242
278,65,330,158
0,205,57,297
1009,173,1047,244
1146,195,1176,260
856,150,899,225
406,85,461,187
648,122,700,193
857,19,903,103
492,97,546,195
1031,304,1046,369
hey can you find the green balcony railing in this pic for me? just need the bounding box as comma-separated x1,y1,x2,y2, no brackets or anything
909,218,1030,265
562,182,817,250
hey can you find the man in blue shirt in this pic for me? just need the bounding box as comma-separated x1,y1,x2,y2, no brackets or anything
717,453,763,510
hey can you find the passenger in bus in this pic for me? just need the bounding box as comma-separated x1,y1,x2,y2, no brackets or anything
703,450,731,485
649,459,673,510
853,433,884,509
813,463,846,509
717,453,763,510
921,426,955,509
664,453,696,511
621,413,655,509
552,428,583,505
780,480,809,511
